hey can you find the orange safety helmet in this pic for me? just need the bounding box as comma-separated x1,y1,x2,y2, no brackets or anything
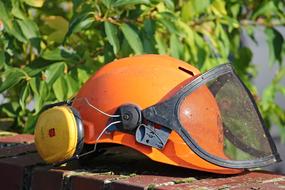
34,54,280,174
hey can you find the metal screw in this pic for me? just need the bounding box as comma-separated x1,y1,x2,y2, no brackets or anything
123,114,130,120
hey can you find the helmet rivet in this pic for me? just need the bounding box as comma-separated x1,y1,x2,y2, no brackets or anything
123,114,130,120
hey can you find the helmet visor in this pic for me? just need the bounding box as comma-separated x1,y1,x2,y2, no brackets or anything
179,71,273,162
143,64,280,168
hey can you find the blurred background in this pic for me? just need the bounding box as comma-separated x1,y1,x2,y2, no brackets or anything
0,0,284,173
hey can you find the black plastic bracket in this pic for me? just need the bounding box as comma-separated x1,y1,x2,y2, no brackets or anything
135,124,171,149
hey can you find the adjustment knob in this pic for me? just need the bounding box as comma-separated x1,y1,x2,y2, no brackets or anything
118,104,142,131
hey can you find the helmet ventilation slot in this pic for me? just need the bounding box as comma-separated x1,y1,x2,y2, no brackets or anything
178,67,194,76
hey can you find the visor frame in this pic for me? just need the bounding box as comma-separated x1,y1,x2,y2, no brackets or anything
142,64,281,169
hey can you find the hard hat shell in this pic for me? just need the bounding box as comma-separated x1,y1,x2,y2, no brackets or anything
72,54,242,174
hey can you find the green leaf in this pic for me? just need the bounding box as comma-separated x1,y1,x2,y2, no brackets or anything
52,76,68,101
19,83,30,110
65,74,79,98
195,0,210,15
16,19,40,39
29,78,49,112
42,48,64,61
233,47,253,73
0,102,20,118
113,0,150,7
104,43,115,63
29,77,48,96
42,47,79,61
181,0,210,20
276,85,285,96
155,33,167,54
142,20,156,53
273,67,285,83
73,17,94,33
34,95,43,113
104,22,120,54
44,62,66,85
211,0,227,16
221,16,239,31
65,11,94,40
77,68,90,83
265,27,284,65
118,38,132,57
29,77,39,95
164,0,174,10
0,51,5,68
245,25,258,44
157,13,180,35
143,19,155,36
0,2,27,43
0,68,26,92
23,114,39,133
143,33,156,53
230,3,240,18
8,20,27,43
23,59,53,77
177,21,195,50
181,1,193,21
0,1,11,24
252,1,277,19
196,47,207,68
60,47,80,61
72,0,83,10
216,23,230,57
11,1,26,19
120,23,143,54
44,16,69,43
23,0,45,7
170,34,180,58
102,0,115,8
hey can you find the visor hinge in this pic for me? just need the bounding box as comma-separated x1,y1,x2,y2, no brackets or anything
117,104,142,131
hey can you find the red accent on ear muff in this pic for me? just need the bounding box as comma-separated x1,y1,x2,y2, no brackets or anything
49,128,56,137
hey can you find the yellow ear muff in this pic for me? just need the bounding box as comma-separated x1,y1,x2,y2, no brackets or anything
34,106,84,163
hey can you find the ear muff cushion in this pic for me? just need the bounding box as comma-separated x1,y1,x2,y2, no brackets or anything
34,106,83,163
70,107,84,156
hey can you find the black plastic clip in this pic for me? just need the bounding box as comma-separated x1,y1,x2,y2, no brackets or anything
135,124,171,149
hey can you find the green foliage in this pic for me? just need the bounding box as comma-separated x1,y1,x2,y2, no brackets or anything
0,0,284,136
